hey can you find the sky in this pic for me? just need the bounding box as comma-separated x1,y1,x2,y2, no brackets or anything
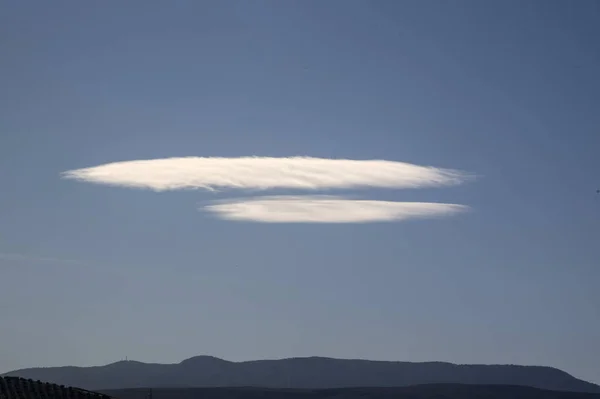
1,0,600,385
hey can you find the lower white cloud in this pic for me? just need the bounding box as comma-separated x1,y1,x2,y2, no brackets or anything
203,196,468,223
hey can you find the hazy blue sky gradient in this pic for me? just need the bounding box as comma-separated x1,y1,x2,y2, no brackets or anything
1,0,600,384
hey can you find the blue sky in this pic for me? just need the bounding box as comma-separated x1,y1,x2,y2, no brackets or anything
1,0,600,384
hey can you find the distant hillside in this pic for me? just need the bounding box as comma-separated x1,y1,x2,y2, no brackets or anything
4,356,600,393
0,376,111,399
102,384,600,399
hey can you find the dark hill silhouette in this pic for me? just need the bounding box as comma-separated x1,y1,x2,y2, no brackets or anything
100,384,600,399
3,356,599,393
0,376,112,399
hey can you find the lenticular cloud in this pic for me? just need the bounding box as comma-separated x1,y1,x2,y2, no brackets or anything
204,196,468,223
61,156,470,192
61,156,474,224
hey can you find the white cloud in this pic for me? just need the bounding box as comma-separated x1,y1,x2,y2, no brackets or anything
203,196,469,223
61,156,471,192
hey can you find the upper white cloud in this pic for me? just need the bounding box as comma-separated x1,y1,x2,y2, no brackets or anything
61,156,471,192
0,252,86,265
204,195,468,223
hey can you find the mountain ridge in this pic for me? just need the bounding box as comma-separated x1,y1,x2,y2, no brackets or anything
4,356,599,393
